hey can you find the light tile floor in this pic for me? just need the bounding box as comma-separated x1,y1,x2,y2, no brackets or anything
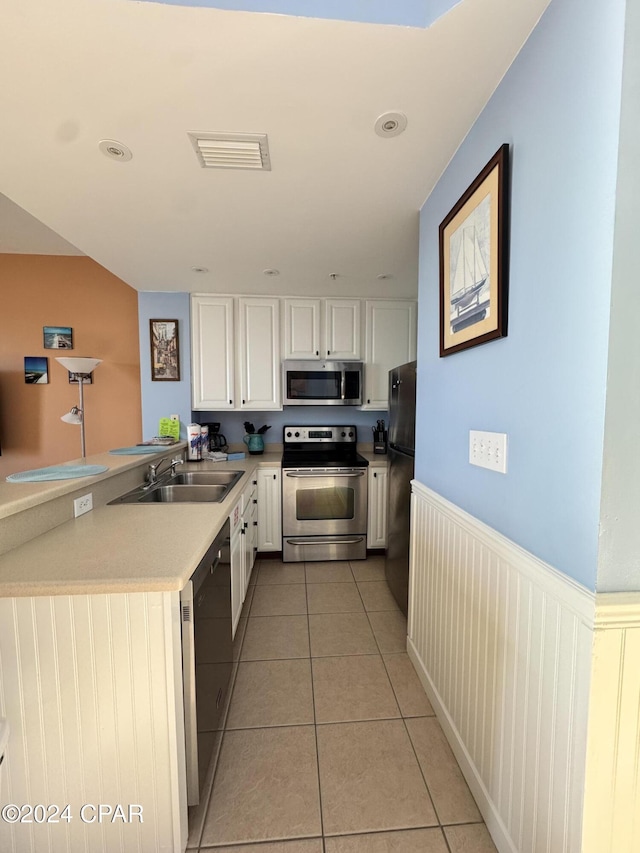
189,556,497,853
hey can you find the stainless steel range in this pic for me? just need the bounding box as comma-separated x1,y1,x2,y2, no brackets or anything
281,425,369,562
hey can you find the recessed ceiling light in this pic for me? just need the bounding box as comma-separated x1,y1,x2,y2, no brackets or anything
191,266,209,273
98,139,133,161
374,112,408,138
263,268,280,276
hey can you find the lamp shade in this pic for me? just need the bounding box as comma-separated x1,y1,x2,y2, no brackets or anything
56,357,102,374
61,408,83,425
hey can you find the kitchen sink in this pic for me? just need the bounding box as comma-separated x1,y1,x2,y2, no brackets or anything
169,470,243,487
138,484,229,503
108,470,244,505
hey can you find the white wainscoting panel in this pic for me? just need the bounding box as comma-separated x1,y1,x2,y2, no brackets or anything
581,593,640,853
408,482,595,853
0,591,186,853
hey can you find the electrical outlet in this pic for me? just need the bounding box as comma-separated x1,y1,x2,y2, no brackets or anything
73,493,93,517
469,430,508,474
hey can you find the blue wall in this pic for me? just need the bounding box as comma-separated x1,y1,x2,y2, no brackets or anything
134,0,457,28
192,407,386,448
415,0,625,590
138,292,192,439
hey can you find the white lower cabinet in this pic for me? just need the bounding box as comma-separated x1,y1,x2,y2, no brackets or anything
242,476,258,596
367,464,388,548
257,467,282,551
230,497,245,637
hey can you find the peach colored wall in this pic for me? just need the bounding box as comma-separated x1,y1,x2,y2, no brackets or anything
0,255,142,478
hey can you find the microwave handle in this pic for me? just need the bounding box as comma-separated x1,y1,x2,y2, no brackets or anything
340,370,345,400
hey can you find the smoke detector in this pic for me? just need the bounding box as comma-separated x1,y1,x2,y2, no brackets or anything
188,132,271,170
374,112,408,138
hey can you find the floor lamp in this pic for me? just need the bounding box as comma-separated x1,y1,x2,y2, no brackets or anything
56,357,102,459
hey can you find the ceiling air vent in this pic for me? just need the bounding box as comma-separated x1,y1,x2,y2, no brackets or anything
187,132,271,171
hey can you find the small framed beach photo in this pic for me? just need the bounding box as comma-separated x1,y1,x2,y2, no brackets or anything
43,326,73,349
439,144,510,357
150,319,180,381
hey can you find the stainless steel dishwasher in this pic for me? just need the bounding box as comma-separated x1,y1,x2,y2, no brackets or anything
180,519,232,805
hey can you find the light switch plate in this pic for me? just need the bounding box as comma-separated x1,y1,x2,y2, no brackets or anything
469,430,508,473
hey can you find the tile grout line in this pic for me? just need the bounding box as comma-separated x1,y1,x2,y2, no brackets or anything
304,562,329,848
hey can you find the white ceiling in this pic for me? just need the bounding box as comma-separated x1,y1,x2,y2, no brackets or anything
0,0,550,298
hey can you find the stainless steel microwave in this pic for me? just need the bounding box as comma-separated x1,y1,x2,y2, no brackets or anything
282,360,363,406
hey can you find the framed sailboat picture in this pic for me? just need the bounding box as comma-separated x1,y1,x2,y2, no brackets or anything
439,144,510,356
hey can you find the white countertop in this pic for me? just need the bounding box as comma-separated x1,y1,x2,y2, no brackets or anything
0,451,283,598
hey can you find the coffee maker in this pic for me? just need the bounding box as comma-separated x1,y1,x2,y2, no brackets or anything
201,422,228,453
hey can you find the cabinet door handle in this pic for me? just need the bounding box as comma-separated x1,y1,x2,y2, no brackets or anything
367,399,371,404
315,350,319,356
327,350,330,356
374,472,377,478
229,399,232,405
242,399,245,404
273,474,277,480
253,498,257,504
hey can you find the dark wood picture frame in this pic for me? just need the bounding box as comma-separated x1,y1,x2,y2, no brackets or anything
439,143,510,357
150,319,180,381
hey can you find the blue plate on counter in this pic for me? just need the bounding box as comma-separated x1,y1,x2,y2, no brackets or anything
6,464,109,482
109,446,169,455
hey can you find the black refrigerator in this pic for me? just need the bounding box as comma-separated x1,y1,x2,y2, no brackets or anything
385,360,417,616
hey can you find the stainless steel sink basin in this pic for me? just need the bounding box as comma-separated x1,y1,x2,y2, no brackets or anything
138,484,228,503
108,469,244,505
169,470,243,487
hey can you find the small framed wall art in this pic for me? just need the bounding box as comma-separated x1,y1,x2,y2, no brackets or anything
24,356,49,384
68,371,93,385
43,326,73,349
439,143,510,357
150,319,180,381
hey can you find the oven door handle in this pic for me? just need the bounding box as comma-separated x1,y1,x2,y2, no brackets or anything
284,470,366,478
285,537,365,546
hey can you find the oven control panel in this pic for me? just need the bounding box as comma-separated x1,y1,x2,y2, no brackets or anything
283,425,357,443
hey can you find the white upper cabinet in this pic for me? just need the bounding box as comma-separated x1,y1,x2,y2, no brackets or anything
283,298,361,360
238,297,281,410
191,295,235,410
191,294,281,411
363,300,417,409
324,299,361,360
283,298,321,359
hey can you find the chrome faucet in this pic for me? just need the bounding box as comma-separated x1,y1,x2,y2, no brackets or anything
146,456,183,487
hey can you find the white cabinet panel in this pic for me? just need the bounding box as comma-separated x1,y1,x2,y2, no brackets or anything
0,592,187,852
283,298,361,360
363,300,417,409
192,294,281,411
325,298,361,359
283,298,321,359
257,467,282,551
238,297,281,410
191,295,235,410
367,465,388,548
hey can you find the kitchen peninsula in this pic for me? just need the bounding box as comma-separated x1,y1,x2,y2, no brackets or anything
0,446,282,853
